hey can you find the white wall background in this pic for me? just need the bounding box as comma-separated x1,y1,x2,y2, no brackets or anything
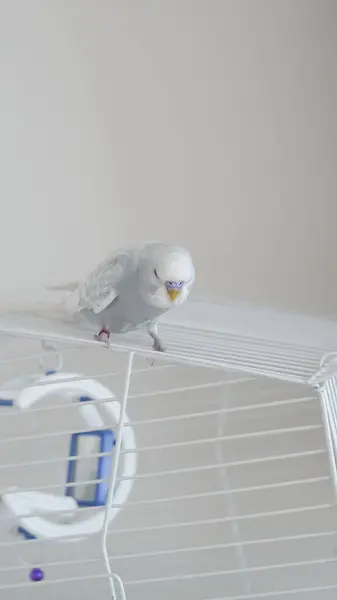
0,4,336,598
0,0,336,311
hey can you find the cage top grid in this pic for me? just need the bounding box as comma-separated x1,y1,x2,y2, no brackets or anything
0,301,336,384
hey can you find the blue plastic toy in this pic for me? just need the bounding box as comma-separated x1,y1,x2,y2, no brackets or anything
29,567,44,582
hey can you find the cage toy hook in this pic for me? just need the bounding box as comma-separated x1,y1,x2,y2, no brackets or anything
39,340,63,374
308,352,337,387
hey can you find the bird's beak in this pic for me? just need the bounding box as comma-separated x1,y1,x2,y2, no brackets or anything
167,289,180,302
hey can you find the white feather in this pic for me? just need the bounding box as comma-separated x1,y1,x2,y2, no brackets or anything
66,250,127,314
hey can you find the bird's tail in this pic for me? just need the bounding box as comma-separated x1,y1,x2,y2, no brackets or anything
45,282,78,293
0,282,82,326
0,299,70,323
45,282,83,315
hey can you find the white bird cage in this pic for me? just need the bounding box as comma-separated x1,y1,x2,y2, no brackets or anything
0,302,337,600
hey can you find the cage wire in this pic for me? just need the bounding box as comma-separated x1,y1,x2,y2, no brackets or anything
0,309,336,599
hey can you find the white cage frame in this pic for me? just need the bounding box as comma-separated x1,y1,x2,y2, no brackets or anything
0,302,337,599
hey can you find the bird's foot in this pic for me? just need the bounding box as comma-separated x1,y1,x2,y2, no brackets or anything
147,327,166,364
95,328,110,347
152,338,166,353
149,339,166,367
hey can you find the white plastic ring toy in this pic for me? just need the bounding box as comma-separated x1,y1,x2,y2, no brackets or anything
0,372,137,541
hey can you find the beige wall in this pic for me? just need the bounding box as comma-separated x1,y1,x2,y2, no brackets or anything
0,0,336,316
0,5,336,598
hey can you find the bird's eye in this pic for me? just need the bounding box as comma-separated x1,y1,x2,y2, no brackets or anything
154,269,159,279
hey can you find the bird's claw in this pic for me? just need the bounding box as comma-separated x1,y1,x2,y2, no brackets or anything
152,339,166,353
149,340,166,367
95,329,110,347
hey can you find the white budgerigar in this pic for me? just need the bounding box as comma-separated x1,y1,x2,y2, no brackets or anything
60,242,195,351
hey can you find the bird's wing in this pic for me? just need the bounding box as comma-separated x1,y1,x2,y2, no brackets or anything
73,249,129,314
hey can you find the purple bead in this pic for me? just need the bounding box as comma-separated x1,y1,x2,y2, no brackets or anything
29,568,44,582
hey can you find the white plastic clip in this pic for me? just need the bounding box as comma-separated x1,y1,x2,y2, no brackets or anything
39,340,63,374
308,352,337,387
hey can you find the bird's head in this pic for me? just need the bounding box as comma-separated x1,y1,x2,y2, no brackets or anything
139,244,195,308
153,250,194,302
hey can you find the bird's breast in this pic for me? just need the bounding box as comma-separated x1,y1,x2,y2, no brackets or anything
81,288,170,335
